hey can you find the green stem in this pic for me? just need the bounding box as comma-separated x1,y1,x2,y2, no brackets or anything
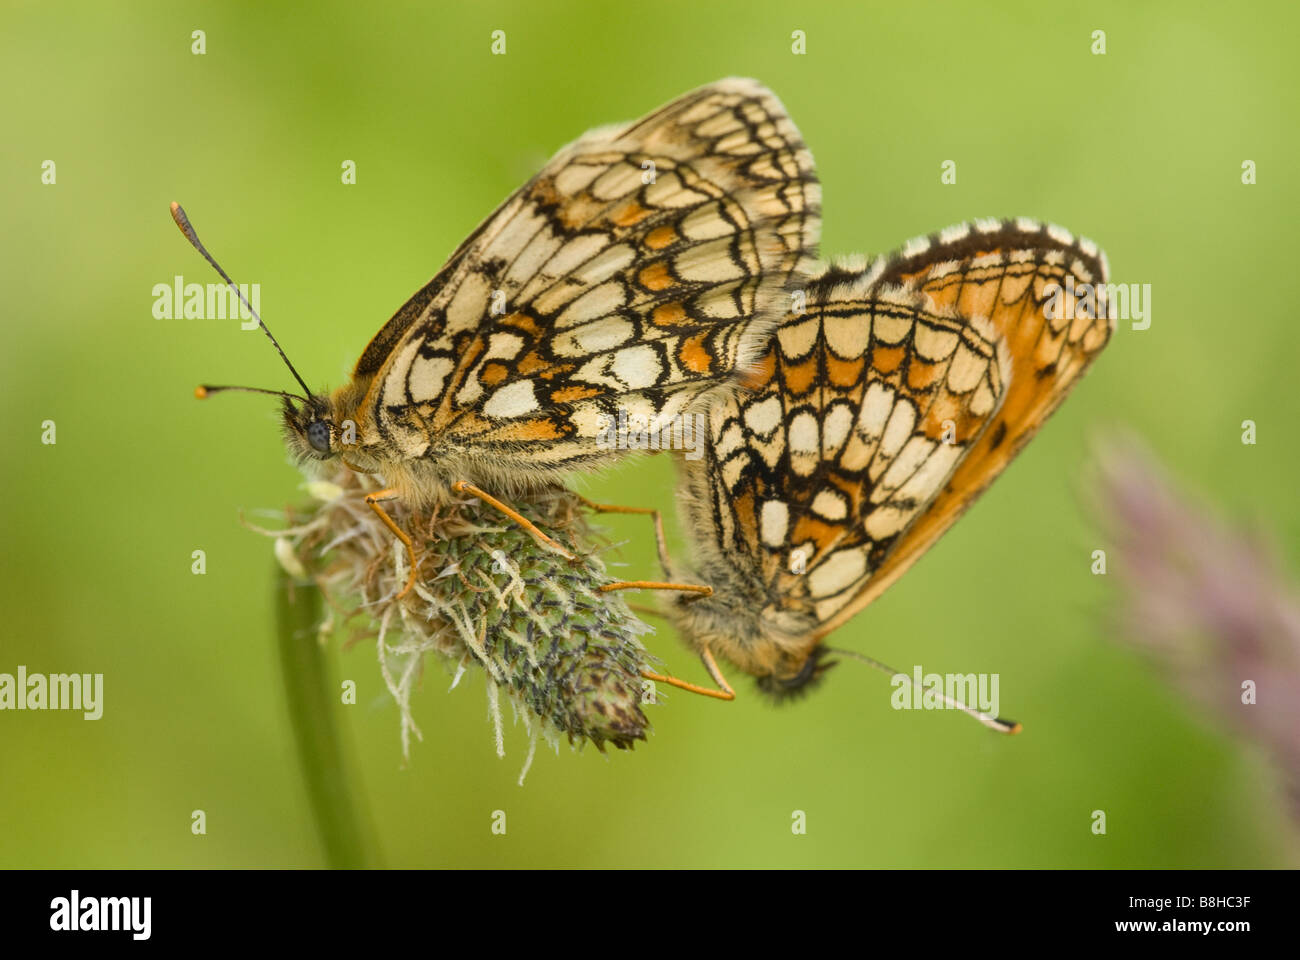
275,566,376,868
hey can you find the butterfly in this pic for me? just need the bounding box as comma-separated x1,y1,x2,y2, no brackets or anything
175,78,820,596
654,218,1112,718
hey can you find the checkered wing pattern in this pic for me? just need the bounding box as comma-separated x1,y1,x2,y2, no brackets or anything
345,78,820,479
672,219,1111,687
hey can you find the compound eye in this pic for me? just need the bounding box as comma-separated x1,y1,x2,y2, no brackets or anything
306,420,331,454
755,647,833,700
786,654,820,689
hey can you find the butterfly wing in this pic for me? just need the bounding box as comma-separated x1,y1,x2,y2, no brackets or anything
347,78,820,481
812,219,1112,638
674,220,1110,680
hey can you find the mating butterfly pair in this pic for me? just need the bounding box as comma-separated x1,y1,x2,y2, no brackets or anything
178,78,1110,725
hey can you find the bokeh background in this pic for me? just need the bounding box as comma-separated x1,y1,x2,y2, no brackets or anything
3,0,1297,868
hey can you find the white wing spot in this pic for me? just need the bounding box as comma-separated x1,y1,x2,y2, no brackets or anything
878,399,916,459
483,331,524,360
808,548,868,599
788,410,820,476
811,489,848,521
544,233,610,279
1046,223,1074,245
760,499,789,548
903,235,931,258
777,316,820,359
553,316,634,355
939,222,972,244
553,162,604,196
609,344,661,390
408,354,454,404
482,379,539,419
555,281,627,330
863,504,915,540
788,411,820,454
857,382,894,440
743,395,784,437
822,313,866,359
822,402,854,457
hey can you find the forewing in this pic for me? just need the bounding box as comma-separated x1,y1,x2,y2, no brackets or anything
356,78,820,472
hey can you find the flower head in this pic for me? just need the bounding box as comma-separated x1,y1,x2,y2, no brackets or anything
1092,434,1300,824
259,469,656,778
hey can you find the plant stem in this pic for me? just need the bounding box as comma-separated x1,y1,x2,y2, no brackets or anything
275,566,375,868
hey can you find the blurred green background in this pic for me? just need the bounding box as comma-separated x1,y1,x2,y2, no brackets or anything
3,0,1297,868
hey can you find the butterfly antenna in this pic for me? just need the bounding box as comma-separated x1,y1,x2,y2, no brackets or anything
193,384,308,402
825,647,1022,734
169,201,316,400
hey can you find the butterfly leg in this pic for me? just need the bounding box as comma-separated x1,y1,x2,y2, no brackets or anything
363,488,419,599
450,480,578,561
599,580,712,597
641,648,735,701
574,494,713,598
573,495,673,575
575,500,726,696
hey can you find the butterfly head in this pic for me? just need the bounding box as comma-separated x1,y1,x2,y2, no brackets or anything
755,645,837,701
667,585,836,700
281,394,339,462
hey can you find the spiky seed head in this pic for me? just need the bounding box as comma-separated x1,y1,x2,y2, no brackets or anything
263,469,655,757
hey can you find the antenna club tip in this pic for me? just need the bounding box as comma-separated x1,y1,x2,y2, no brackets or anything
195,385,209,399
169,201,191,234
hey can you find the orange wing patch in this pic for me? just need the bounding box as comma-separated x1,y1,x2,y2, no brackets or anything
638,261,675,292
679,333,714,374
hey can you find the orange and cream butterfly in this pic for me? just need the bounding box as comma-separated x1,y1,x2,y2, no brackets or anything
654,219,1112,729
171,78,820,595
